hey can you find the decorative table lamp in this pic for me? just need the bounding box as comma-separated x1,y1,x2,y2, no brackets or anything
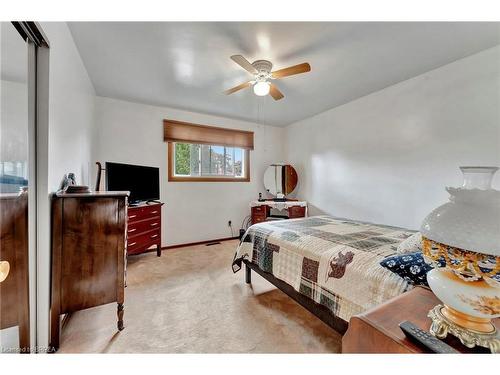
0,260,9,283
421,166,500,353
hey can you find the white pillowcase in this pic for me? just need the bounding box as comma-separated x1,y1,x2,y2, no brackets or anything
397,232,422,254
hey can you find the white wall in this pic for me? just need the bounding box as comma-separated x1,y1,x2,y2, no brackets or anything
285,46,500,230
94,96,285,246
37,22,96,349
43,22,96,190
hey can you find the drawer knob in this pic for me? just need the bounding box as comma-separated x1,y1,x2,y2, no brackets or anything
150,222,159,227
129,215,137,219
128,228,137,233
128,242,137,247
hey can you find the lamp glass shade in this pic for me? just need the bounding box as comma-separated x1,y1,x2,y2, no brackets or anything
420,166,500,256
253,81,270,96
461,166,499,190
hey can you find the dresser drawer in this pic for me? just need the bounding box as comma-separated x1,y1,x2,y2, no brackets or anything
127,217,160,237
127,229,161,253
251,205,269,218
127,239,159,255
251,205,268,214
128,204,161,222
288,205,306,218
251,205,269,224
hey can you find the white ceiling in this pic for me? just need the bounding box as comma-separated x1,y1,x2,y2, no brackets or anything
68,22,500,127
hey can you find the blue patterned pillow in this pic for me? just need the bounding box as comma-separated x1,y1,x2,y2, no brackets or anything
380,252,434,287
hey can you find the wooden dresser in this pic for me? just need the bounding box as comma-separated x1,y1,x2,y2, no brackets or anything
127,202,163,256
342,287,499,353
250,200,307,225
0,193,30,352
50,191,128,351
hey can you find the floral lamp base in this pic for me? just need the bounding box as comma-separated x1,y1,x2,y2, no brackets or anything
428,305,500,353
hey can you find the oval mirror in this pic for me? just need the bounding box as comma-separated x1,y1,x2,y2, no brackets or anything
263,164,298,198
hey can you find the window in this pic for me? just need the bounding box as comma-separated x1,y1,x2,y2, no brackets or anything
164,119,253,182
172,143,247,180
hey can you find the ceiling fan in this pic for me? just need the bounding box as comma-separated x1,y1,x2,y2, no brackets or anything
225,55,311,101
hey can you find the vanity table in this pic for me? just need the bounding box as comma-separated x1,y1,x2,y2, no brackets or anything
251,164,306,224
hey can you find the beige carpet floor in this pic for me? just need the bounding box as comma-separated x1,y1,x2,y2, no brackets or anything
58,240,342,353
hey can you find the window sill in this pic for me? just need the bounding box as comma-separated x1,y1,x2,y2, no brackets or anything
168,175,250,182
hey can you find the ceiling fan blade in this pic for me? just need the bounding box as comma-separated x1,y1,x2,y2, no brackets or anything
230,55,258,74
225,81,252,95
269,83,284,101
271,62,311,79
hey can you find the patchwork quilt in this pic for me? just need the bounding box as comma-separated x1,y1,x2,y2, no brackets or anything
233,215,415,322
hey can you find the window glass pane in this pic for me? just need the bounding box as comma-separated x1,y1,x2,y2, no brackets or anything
174,143,190,175
234,148,243,177
225,147,234,176
173,143,246,179
209,145,224,175
201,144,211,175
190,144,200,175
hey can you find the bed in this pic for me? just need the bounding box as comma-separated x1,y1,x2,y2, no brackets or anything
232,215,415,333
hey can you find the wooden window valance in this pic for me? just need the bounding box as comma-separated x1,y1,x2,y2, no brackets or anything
163,119,254,150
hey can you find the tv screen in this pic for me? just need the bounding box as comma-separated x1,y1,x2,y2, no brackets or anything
106,162,160,203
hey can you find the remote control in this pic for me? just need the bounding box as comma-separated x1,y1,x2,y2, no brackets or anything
399,321,459,353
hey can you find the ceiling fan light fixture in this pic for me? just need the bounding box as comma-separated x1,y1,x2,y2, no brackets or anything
226,55,310,101
253,81,270,96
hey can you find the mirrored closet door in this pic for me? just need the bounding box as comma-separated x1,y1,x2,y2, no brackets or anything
0,21,47,354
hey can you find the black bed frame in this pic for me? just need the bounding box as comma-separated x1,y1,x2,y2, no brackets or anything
243,260,348,334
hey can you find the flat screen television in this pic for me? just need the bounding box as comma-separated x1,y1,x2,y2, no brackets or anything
106,162,160,204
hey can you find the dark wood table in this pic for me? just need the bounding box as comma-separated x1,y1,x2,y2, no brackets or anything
342,286,499,353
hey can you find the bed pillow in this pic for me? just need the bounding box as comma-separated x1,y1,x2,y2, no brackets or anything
380,251,432,287
396,232,422,254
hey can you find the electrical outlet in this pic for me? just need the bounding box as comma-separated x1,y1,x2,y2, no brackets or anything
228,220,232,227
